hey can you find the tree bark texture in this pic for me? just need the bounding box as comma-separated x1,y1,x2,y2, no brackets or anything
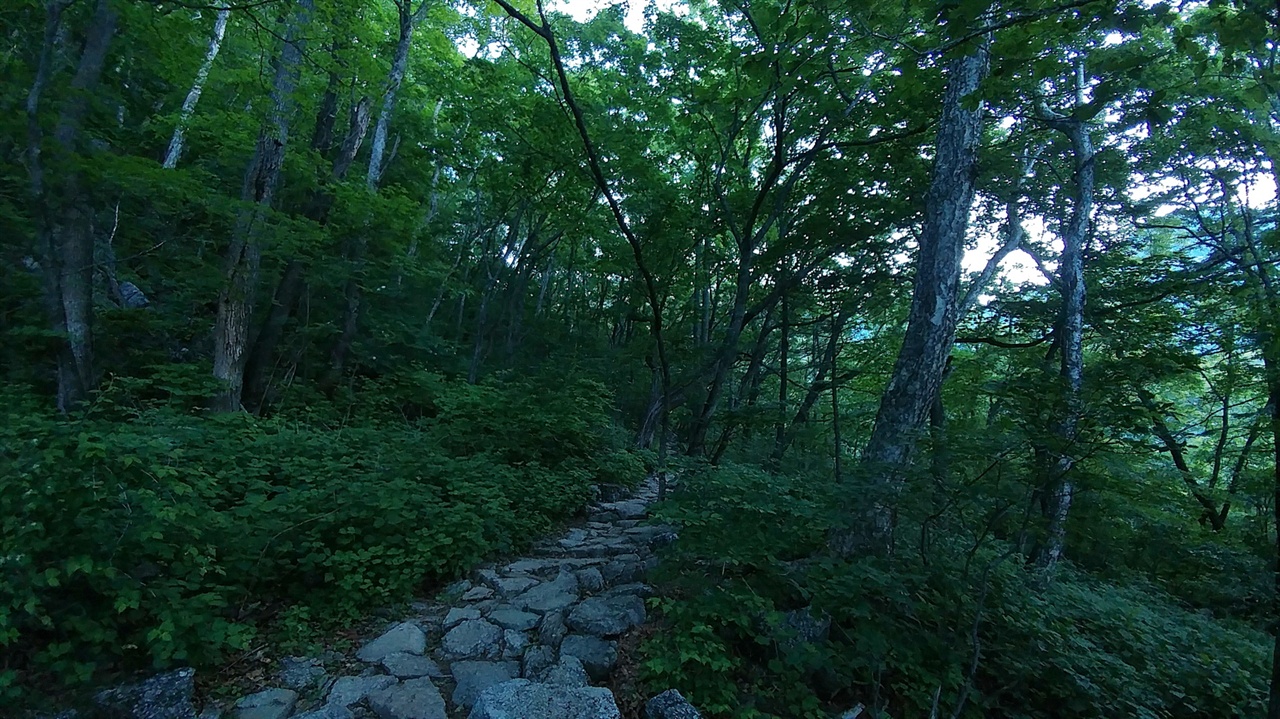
163,8,229,169
832,36,991,556
212,0,312,411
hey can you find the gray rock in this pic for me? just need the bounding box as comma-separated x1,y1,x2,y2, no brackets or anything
382,652,446,679
542,656,590,687
367,677,447,719
576,568,605,594
605,582,654,598
538,610,569,649
439,619,503,660
781,606,830,649
567,595,646,637
502,629,529,658
327,675,397,707
479,571,541,597
513,571,579,613
488,608,539,631
598,500,647,519
446,579,473,595
358,622,427,662
645,689,703,719
468,679,620,719
462,586,495,601
95,668,198,719
443,607,482,628
559,635,618,681
198,708,224,719
292,707,354,719
234,689,297,719
450,661,518,710
279,656,327,690
520,645,556,679
502,559,556,575
600,556,643,585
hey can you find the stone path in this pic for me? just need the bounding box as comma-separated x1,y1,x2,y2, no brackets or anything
223,476,675,719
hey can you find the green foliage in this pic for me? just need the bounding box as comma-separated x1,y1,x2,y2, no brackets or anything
0,374,632,706
640,462,1270,719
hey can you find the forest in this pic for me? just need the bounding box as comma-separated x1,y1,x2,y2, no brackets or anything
2,0,1279,716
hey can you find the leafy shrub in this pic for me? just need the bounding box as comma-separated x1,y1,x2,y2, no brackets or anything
0,372,634,707
640,463,1269,719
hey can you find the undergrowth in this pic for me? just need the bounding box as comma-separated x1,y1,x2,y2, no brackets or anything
0,368,641,708
639,462,1269,719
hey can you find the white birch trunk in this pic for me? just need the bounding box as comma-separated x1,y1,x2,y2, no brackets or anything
163,8,229,169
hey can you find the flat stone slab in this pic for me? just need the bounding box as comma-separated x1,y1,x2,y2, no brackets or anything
513,572,579,613
468,679,620,719
488,608,539,631
368,677,447,719
451,661,518,709
235,688,297,719
444,607,483,628
327,675,397,707
382,652,446,678
293,706,354,719
358,622,427,662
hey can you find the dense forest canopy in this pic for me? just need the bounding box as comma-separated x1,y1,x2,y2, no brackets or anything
3,0,1280,715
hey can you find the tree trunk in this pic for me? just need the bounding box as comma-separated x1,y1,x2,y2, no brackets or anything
1267,359,1280,719
1032,90,1095,572
212,0,312,412
26,0,117,412
766,292,791,462
242,259,306,411
323,0,425,389
774,308,849,464
163,8,229,169
831,35,991,556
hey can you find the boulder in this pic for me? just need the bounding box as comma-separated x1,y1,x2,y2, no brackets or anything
233,689,297,719
559,635,618,681
439,619,503,660
357,622,427,662
567,595,646,637
450,661,518,710
645,690,703,719
462,586,495,601
382,652,446,679
326,675,397,707
367,677,447,719
95,668,198,719
468,679,620,719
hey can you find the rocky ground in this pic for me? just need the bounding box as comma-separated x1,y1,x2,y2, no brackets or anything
128,475,701,719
